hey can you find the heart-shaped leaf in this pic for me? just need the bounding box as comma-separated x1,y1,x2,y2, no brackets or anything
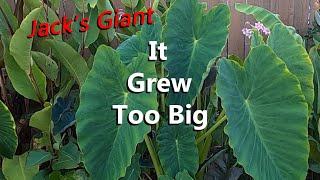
2,153,39,180
216,45,309,179
0,100,17,158
157,124,198,177
26,150,54,167
159,170,193,180
164,0,230,106
175,170,193,180
120,154,141,180
267,23,314,109
30,105,52,135
116,14,162,64
76,46,157,179
52,142,80,170
52,97,76,135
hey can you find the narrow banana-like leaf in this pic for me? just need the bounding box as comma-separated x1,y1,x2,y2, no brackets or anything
3,38,47,102
24,1,62,40
32,51,59,81
0,0,18,37
121,0,139,8
47,40,89,87
97,0,115,43
73,0,98,12
10,8,41,73
72,6,100,48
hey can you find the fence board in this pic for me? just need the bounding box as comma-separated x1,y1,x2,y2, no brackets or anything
310,0,316,28
279,0,295,25
4,0,313,58
228,0,246,57
294,0,309,35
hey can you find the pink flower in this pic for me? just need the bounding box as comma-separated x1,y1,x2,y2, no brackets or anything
242,21,270,39
254,22,264,31
242,28,252,38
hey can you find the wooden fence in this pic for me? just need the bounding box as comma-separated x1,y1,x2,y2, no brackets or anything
115,0,316,58
6,0,316,58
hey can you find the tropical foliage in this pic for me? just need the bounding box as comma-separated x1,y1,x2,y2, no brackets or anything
0,0,319,179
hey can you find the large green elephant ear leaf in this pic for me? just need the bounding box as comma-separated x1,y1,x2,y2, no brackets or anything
164,0,230,106
157,124,198,177
267,23,314,109
76,46,157,180
216,45,309,179
119,153,141,180
116,14,162,64
235,3,281,29
0,100,17,158
235,3,303,44
310,46,320,113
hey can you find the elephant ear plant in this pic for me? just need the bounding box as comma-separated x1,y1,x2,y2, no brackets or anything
77,1,313,180
0,0,316,179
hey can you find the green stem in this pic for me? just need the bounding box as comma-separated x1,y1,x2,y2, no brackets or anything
196,115,227,144
199,135,212,163
29,67,44,106
157,63,165,131
196,95,205,146
160,63,165,113
144,135,163,177
197,94,201,110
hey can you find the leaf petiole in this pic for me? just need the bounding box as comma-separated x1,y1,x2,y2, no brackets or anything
144,135,163,177
196,115,227,145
